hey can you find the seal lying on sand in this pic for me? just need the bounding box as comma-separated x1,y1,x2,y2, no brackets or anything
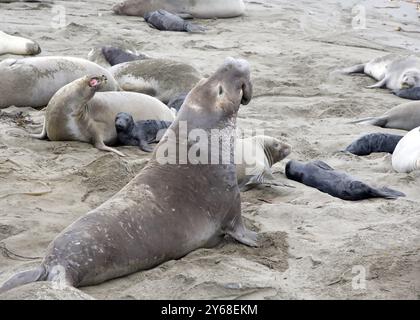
344,133,403,156
0,56,119,108
392,127,420,173
87,46,150,68
351,101,420,131
394,87,420,100
0,57,254,292
32,75,174,157
167,92,188,113
113,0,245,19
236,135,292,191
0,31,41,56
144,10,205,33
342,54,420,91
285,160,405,201
115,112,172,152
110,58,201,104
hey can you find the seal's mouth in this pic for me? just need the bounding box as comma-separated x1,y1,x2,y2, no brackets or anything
88,75,107,88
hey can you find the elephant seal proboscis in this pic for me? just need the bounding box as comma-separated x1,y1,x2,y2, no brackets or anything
144,10,205,33
351,101,420,131
112,0,245,19
285,160,405,201
87,46,150,68
0,31,41,56
342,54,420,91
32,75,174,157
110,58,201,104
344,133,403,156
115,112,172,152
0,56,120,108
236,135,292,191
0,57,254,293
392,127,420,173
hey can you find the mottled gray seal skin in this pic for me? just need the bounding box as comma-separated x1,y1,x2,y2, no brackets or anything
351,101,420,131
144,10,205,33
113,0,245,19
0,57,254,293
394,87,420,100
285,160,405,201
0,56,120,108
115,112,172,152
110,58,201,104
344,133,403,156
342,54,420,91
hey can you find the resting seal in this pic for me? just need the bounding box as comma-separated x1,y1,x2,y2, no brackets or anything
113,0,245,18
87,46,150,68
342,54,420,91
32,75,174,157
115,112,172,152
351,101,420,131
110,58,201,103
0,31,41,56
344,133,403,156
0,56,119,108
0,57,254,292
393,87,420,100
144,10,205,33
285,160,405,201
236,135,292,191
392,127,420,173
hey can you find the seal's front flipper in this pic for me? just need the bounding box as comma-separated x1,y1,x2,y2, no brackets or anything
0,266,45,294
94,140,125,157
366,77,387,89
227,227,258,247
177,13,194,19
30,117,48,140
185,23,206,33
139,141,154,153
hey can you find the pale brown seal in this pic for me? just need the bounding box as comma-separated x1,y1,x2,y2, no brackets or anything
0,57,254,292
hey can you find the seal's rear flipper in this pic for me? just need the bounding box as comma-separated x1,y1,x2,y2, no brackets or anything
341,64,365,74
348,117,387,127
374,187,406,199
394,87,420,100
0,266,45,294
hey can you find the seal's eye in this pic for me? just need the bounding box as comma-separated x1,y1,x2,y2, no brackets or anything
218,85,223,96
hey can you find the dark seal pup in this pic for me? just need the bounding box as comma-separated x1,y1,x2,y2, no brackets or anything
394,87,420,100
0,57,254,293
285,160,405,201
344,133,403,156
144,10,205,33
102,46,150,66
115,112,172,152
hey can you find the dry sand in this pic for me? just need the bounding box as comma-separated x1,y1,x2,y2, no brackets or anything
0,0,419,299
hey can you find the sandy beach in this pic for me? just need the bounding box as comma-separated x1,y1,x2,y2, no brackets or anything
0,0,419,299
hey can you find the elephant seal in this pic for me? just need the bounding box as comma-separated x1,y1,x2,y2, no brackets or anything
344,133,403,156
112,0,245,18
392,127,420,173
0,57,254,292
351,101,420,131
285,160,405,201
342,54,420,91
0,31,41,56
87,46,150,68
0,56,120,108
394,87,420,100
110,58,201,104
144,10,205,33
115,112,172,152
236,135,292,191
32,75,174,157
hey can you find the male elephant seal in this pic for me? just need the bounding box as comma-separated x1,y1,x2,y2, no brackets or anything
392,127,420,173
87,46,150,68
110,58,201,104
112,0,245,18
351,101,420,131
285,160,405,201
344,133,403,156
342,54,420,91
0,31,41,56
0,56,119,108
0,57,254,292
32,75,174,157
115,112,172,152
236,135,292,191
144,10,205,33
